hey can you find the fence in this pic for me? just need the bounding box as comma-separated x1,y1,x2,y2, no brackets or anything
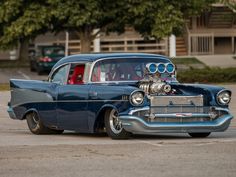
188,33,214,55
56,36,168,55
183,24,214,55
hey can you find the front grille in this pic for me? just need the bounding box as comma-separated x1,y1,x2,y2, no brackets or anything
151,106,208,114
150,95,204,114
148,95,210,123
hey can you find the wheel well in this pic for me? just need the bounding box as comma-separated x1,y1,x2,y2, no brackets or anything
22,110,38,120
93,107,113,133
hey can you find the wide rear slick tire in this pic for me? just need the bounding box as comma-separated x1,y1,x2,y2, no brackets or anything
26,112,63,135
188,132,211,138
104,109,131,140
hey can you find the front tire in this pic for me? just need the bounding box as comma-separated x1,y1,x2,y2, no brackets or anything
188,132,211,138
104,109,131,140
26,112,63,134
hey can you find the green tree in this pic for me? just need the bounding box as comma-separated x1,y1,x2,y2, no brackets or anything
126,0,216,39
0,0,51,61
47,0,127,52
221,0,236,10
48,0,217,51
0,0,217,56
0,0,127,54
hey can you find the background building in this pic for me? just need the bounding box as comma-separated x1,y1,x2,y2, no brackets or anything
0,2,235,60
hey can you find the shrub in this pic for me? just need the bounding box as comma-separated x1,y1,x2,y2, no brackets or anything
177,67,236,83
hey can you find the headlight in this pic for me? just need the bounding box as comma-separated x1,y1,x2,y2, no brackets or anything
217,90,231,105
130,91,144,106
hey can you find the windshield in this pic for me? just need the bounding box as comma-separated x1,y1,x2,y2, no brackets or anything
91,58,176,82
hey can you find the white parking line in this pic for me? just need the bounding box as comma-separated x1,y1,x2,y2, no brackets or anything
194,139,236,146
138,140,164,147
137,137,236,147
0,104,8,109
17,71,31,80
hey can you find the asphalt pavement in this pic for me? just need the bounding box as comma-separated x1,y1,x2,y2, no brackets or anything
0,68,47,84
0,85,235,177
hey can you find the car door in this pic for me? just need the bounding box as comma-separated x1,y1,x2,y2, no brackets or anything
51,63,90,132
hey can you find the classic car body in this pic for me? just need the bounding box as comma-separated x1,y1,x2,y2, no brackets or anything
8,53,233,139
30,45,65,75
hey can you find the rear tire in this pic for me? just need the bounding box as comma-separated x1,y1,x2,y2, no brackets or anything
37,67,44,75
30,65,35,72
26,112,63,134
30,61,36,72
188,132,211,138
104,109,131,140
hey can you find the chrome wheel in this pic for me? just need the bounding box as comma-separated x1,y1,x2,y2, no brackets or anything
31,112,40,130
109,109,123,134
105,109,131,139
26,112,64,135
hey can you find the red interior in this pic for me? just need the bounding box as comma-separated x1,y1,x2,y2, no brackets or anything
69,65,85,84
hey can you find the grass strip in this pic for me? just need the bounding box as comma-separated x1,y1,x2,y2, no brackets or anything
0,83,10,91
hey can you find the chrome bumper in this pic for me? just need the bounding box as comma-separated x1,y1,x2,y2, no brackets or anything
119,107,233,133
7,106,17,119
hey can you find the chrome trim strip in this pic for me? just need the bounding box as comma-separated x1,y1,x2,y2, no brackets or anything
119,113,233,133
11,99,129,108
88,80,139,84
214,107,230,113
127,106,231,118
148,95,204,98
148,113,211,118
128,106,150,115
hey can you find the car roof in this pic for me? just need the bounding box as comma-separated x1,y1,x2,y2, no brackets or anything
52,53,170,70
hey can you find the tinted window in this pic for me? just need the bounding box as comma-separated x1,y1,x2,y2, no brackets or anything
51,65,70,84
91,58,175,82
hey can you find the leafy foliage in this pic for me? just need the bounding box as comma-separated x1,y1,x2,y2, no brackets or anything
0,0,216,52
126,0,216,38
0,0,51,49
220,0,236,11
178,67,236,83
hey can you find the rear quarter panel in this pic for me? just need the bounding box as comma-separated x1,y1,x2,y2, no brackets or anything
9,79,58,126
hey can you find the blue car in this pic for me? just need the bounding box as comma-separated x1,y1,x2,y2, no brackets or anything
8,53,233,139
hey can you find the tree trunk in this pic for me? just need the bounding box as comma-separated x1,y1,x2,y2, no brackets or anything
79,27,94,53
80,35,92,53
19,39,29,62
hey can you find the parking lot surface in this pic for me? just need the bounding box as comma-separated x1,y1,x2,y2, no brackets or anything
0,85,235,177
0,68,47,84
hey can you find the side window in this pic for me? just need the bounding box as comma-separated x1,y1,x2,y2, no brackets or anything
68,63,85,84
50,64,70,84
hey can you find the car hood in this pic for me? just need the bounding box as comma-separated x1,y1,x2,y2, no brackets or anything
171,83,229,107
